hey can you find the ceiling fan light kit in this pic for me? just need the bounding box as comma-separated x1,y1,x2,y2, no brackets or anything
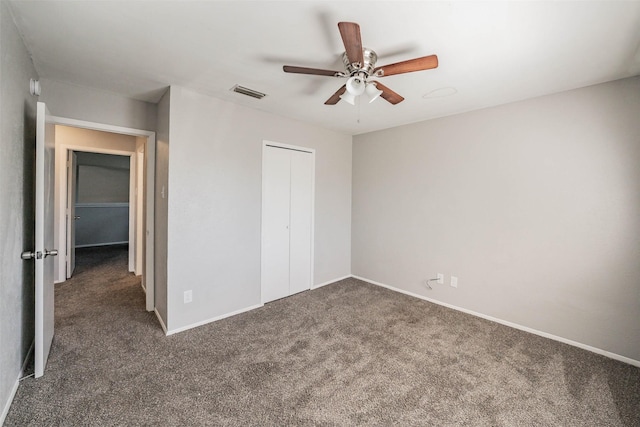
283,21,438,106
365,82,383,103
339,91,357,106
345,76,366,96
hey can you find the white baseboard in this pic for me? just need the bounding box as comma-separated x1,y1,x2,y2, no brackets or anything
352,275,640,368
165,304,264,336
0,378,19,426
311,275,351,290
1,341,35,425
154,309,168,334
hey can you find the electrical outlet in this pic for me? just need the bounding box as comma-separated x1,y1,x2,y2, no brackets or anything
451,276,458,288
184,290,193,304
437,273,444,285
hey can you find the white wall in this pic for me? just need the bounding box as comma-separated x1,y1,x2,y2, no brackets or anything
0,1,39,422
39,78,157,131
352,76,640,362
165,86,352,332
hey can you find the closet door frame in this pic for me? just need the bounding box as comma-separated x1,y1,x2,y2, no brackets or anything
261,140,315,304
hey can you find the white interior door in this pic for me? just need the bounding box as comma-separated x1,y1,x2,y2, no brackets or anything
66,150,77,278
262,146,291,303
35,102,56,378
144,136,155,311
135,146,144,276
288,150,313,295
261,144,314,303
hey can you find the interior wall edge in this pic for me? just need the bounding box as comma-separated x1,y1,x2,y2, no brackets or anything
154,309,168,336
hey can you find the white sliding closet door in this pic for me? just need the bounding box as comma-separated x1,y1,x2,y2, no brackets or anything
262,147,292,302
288,150,313,294
262,143,314,303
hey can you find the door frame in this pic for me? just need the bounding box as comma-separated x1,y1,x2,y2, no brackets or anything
63,147,135,273
66,150,78,278
52,116,156,312
260,140,315,304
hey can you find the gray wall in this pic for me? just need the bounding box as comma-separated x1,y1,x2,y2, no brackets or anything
154,89,170,326
352,76,640,362
75,153,131,247
0,1,38,420
76,153,130,204
165,86,352,332
75,205,129,247
39,78,157,131
76,151,130,169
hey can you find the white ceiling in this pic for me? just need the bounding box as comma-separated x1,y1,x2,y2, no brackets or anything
8,1,640,135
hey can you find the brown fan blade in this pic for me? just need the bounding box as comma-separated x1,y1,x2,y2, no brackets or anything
338,22,364,66
324,85,346,105
283,66,343,77
373,81,404,105
373,55,438,77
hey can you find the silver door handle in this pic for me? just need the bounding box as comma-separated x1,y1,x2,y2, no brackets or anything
43,249,58,258
21,251,36,260
74,216,80,220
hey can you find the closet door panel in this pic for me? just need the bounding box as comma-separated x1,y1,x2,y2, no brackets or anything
289,150,313,295
262,147,291,303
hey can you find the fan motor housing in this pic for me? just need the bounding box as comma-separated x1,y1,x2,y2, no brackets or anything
343,48,378,77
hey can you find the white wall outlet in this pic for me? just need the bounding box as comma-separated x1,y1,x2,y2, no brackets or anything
437,273,444,285
184,290,193,304
451,276,458,288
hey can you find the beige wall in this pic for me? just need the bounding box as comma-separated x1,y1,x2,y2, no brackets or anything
0,1,39,420
165,86,352,332
352,76,640,362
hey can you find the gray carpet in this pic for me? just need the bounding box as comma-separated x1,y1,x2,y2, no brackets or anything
6,246,640,426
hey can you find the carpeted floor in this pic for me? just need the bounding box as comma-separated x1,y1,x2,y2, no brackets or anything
6,246,640,426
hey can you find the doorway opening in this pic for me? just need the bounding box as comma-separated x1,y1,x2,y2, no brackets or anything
53,119,156,312
68,151,132,277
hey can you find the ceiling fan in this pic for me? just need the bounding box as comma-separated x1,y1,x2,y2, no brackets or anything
283,22,438,106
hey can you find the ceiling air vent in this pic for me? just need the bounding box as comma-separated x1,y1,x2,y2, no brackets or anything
230,85,266,99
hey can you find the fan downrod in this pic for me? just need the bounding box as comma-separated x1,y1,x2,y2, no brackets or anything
343,48,378,78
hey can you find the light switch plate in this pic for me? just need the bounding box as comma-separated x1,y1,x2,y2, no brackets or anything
451,276,458,288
